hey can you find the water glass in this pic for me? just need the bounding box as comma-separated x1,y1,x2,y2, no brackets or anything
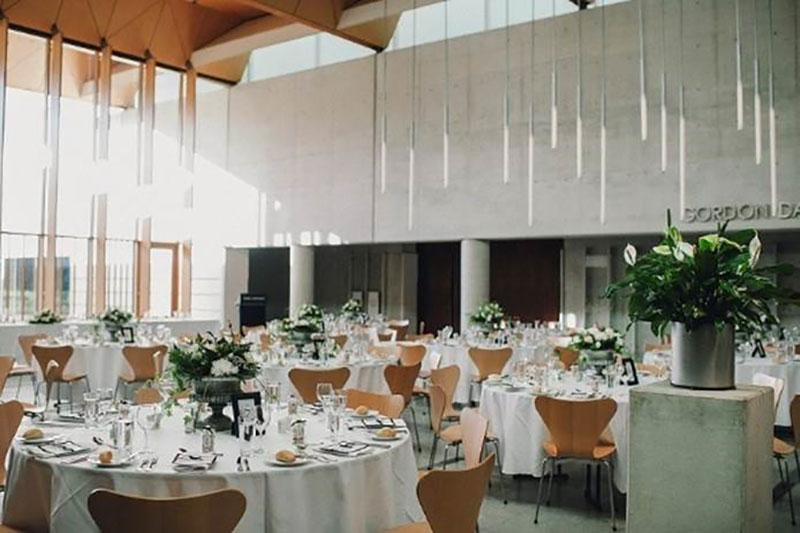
316,382,333,406
83,392,99,428
113,419,134,458
136,404,162,454
266,381,281,406
238,405,257,457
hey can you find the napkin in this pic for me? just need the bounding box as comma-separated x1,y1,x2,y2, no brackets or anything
27,440,91,459
359,417,407,430
317,441,370,457
171,452,219,471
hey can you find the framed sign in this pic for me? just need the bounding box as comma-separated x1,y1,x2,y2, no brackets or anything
231,391,261,437
621,358,639,386
120,326,135,344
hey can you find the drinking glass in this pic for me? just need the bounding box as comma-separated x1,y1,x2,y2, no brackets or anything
83,392,99,429
266,381,281,406
238,405,257,457
316,382,334,406
136,404,162,455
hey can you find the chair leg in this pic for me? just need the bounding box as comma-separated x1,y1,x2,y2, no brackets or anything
604,460,616,531
84,376,91,392
69,383,74,412
442,445,449,470
534,458,550,524
15,375,22,398
779,457,797,526
545,458,555,505
56,382,62,414
428,436,439,470
794,450,800,485
490,440,507,504
409,405,422,453
114,379,122,402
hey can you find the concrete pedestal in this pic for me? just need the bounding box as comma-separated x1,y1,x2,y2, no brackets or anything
627,381,773,532
289,245,314,315
460,239,489,332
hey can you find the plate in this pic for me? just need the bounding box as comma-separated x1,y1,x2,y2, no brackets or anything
265,458,310,467
17,432,61,445
372,434,402,442
87,456,133,468
349,410,377,419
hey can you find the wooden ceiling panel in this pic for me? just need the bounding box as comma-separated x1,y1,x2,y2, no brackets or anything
56,0,103,46
148,3,187,67
4,0,63,34
106,1,164,61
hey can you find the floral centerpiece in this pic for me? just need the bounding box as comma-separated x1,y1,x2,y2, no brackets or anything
569,326,625,369
99,308,133,337
341,298,365,320
29,310,63,324
469,302,506,332
169,333,258,431
604,211,799,389
282,304,323,345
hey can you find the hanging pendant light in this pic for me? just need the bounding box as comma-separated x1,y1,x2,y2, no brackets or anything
550,0,558,149
408,0,417,231
600,0,607,224
575,3,582,179
678,0,686,220
753,0,762,165
638,0,647,141
443,0,450,188
380,0,389,193
767,0,777,215
527,0,535,226
734,0,743,130
660,0,667,172
503,0,510,184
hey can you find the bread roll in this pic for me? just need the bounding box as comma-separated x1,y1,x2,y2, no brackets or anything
355,405,369,416
98,450,114,464
376,427,396,439
22,428,44,440
275,450,296,463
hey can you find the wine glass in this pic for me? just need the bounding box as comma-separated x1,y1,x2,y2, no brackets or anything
252,402,271,454
136,404,162,457
316,382,333,407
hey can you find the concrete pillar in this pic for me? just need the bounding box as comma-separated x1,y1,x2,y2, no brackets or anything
460,239,490,332
289,244,314,315
223,248,249,330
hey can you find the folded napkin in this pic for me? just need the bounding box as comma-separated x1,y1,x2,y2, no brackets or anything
171,452,219,471
359,417,407,430
28,440,92,459
317,441,370,457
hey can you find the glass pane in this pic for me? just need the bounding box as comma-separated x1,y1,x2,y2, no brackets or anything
149,248,173,318
0,234,40,320
55,236,89,318
105,239,135,313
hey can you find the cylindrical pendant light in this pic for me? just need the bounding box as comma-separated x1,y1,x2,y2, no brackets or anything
550,0,558,149
575,3,582,179
408,0,417,231
0,17,8,197
142,53,156,186
503,0,510,184
678,0,686,219
767,0,777,215
734,0,743,130
600,0,607,224
527,0,535,226
183,62,197,172
753,0,761,165
380,0,388,193
660,0,667,172
443,0,450,188
638,0,648,141
98,41,112,160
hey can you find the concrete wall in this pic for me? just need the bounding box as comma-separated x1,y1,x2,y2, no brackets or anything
201,0,800,247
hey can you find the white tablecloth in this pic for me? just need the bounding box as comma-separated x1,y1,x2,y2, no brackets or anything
1,319,220,364
262,360,392,400
3,408,423,532
479,384,631,493
424,343,525,404
736,359,800,426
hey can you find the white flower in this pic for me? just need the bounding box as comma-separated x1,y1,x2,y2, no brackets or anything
652,245,671,256
624,244,637,266
210,359,238,377
594,341,601,349
748,234,762,268
678,241,694,259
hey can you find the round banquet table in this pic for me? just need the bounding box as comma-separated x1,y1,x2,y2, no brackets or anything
478,381,633,493
735,358,800,426
3,408,423,532
262,358,392,400
424,343,524,404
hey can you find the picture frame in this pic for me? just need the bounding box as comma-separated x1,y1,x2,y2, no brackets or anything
621,357,639,386
230,391,262,438
120,326,135,344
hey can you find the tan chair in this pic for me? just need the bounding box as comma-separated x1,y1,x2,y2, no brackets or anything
31,345,89,413
0,357,16,398
461,408,488,469
385,363,422,450
346,389,405,418
554,346,580,369
644,342,671,353
387,320,410,341
377,331,395,343
115,345,167,401
386,455,495,533
288,367,350,403
10,335,44,399
88,488,246,533
430,365,461,422
756,374,794,525
0,401,24,487
534,396,618,530
467,347,513,404
399,344,426,367
330,334,348,349
134,387,164,406
242,325,265,336
406,333,434,343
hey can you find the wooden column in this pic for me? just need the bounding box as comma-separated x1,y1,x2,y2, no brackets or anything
141,55,155,185
180,240,192,314
182,64,196,172
97,42,112,160
93,194,107,314
135,218,152,317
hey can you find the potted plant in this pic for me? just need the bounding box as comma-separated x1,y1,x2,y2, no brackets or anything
470,302,506,333
341,298,365,321
99,308,133,338
169,333,258,431
605,212,799,389
282,304,323,346
569,326,625,370
29,310,63,324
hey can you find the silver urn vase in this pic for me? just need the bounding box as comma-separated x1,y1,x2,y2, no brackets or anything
670,322,735,390
194,377,241,431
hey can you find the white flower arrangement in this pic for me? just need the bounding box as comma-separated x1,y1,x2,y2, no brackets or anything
210,358,238,377
569,326,625,353
469,302,506,330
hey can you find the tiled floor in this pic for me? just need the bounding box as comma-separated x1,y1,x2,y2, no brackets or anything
1,378,797,531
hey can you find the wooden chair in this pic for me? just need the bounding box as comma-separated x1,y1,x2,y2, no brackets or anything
377,331,395,343
399,344,426,367
461,408,488,469
134,387,164,406
329,334,348,349
0,401,24,488
387,320,410,342
430,365,461,422
554,346,580,369
534,396,619,530
754,373,794,525
467,347,513,404
385,363,422,451
0,357,16,397
288,367,350,403
10,335,44,399
406,333,434,343
115,345,168,401
345,389,405,418
386,455,495,533
88,488,246,533
31,345,89,413
644,343,671,353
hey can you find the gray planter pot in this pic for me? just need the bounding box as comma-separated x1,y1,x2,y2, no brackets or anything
582,349,617,371
194,377,241,432
671,322,735,390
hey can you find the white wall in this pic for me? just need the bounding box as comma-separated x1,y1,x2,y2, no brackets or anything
201,0,800,246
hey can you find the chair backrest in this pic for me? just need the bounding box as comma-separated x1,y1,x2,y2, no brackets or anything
88,488,246,533
387,320,410,341
122,345,168,381
534,396,618,459
635,362,664,377
0,400,24,484
31,345,74,382
345,389,405,418
417,455,495,533
406,333,434,343
18,334,47,366
644,343,671,352
377,331,395,343
134,387,164,405
753,372,784,412
258,333,271,351
430,364,460,411
554,346,580,369
0,356,16,396
399,344,426,367
468,347,513,381
428,351,443,371
460,408,488,469
330,334,348,349
384,363,421,406
428,384,447,435
790,395,800,445
288,367,351,403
